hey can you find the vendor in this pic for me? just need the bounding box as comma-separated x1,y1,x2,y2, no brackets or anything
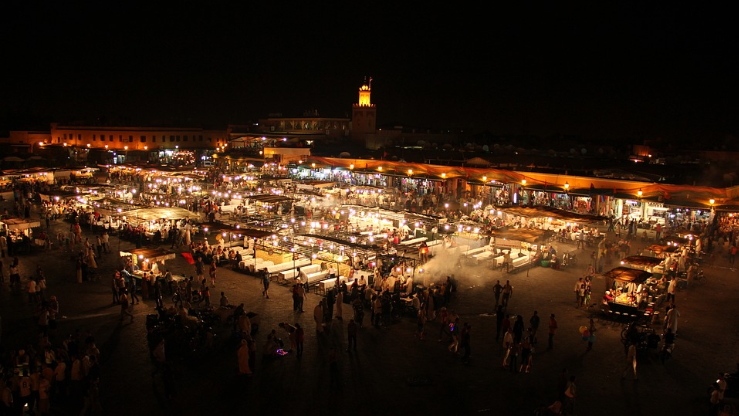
603,290,614,304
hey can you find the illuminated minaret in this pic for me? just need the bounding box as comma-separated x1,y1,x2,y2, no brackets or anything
352,76,376,138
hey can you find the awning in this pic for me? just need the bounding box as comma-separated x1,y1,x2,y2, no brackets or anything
602,267,652,289
118,207,200,221
491,228,553,243
2,218,41,230
119,248,176,262
620,256,663,267
497,206,607,224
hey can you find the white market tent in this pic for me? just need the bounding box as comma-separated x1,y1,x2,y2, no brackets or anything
1,218,42,230
119,207,200,221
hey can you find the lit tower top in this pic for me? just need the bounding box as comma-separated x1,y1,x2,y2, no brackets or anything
357,76,374,107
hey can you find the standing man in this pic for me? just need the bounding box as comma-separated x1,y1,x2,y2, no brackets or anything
261,271,270,299
666,277,677,304
346,319,358,352
102,230,110,253
295,283,305,312
622,342,637,380
493,280,502,308
574,277,583,306
548,314,558,350
501,280,512,307
666,304,680,335
195,258,204,281
529,311,540,345
495,305,505,342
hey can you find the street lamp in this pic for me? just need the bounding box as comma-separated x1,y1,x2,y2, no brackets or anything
637,189,643,197
564,181,569,191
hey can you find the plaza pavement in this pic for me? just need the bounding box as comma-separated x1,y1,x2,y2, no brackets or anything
0,211,737,416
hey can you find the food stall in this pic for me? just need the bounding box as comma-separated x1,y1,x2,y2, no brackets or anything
602,267,652,318
1,218,42,254
119,247,176,282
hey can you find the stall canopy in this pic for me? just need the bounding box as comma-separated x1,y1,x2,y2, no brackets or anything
603,267,653,290
244,194,294,203
646,244,680,255
498,206,607,224
620,256,663,268
120,248,176,262
2,218,42,230
491,228,553,243
119,207,200,221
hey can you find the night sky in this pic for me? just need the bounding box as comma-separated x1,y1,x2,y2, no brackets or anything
2,3,738,141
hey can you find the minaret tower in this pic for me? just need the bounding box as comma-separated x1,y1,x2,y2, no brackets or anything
352,76,377,138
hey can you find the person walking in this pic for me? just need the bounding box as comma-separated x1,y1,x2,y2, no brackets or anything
529,311,540,345
416,309,427,340
119,290,134,323
501,280,512,307
493,280,502,308
666,277,677,303
519,331,532,373
295,324,305,358
261,272,270,299
563,375,577,415
202,286,211,307
237,340,252,376
666,304,680,335
548,314,558,350
346,319,358,352
335,289,343,320
574,277,583,306
129,277,140,305
296,283,305,312
460,323,472,363
352,297,364,328
586,318,596,351
314,301,324,334
623,342,637,380
495,305,505,342
209,260,217,287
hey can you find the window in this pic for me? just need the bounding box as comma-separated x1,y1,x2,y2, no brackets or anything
152,135,156,143
140,136,146,143
92,135,96,141
128,136,133,142
109,135,113,141
183,135,188,142
119,135,123,142
170,135,175,142
63,133,67,140
199,135,203,141
78,134,82,140
208,137,212,142
176,136,180,142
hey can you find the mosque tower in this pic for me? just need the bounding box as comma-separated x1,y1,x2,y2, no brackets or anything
351,77,377,146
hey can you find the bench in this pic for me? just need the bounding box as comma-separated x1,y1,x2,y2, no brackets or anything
255,261,275,272
305,271,330,291
491,255,505,267
280,264,321,282
464,247,487,257
400,237,428,246
511,255,530,268
266,258,311,275
473,251,493,261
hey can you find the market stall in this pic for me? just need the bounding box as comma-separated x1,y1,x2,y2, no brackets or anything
601,267,653,318
119,247,176,282
1,218,42,254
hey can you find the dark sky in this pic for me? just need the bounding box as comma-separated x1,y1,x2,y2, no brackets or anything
2,3,738,141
